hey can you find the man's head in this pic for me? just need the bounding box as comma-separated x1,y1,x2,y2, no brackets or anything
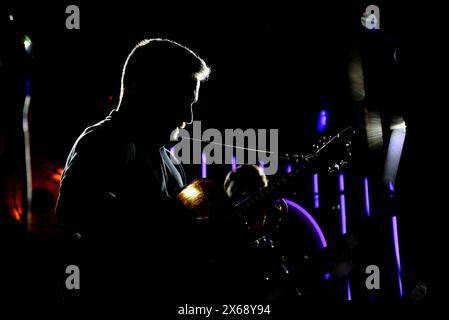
117,38,210,139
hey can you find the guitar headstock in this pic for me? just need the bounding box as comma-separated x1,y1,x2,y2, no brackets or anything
284,127,355,174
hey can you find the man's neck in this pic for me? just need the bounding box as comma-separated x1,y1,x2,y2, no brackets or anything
114,108,169,147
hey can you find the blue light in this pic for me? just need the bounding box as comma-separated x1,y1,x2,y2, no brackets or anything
201,152,207,178
364,177,371,216
339,173,351,300
317,110,328,133
231,155,237,171
282,199,327,249
281,199,329,282
259,161,264,174
25,79,31,96
313,174,319,209
339,174,347,235
392,217,403,298
347,279,352,301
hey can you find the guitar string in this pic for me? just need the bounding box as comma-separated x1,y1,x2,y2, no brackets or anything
177,136,338,159
178,136,276,154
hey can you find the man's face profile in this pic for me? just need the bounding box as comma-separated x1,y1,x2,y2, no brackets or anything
170,78,201,140
117,39,209,144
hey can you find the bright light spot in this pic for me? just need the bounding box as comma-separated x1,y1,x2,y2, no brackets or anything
317,110,328,133
181,184,201,200
24,40,32,50
23,35,32,53
170,127,180,141
391,121,406,131
9,15,14,21
383,127,406,184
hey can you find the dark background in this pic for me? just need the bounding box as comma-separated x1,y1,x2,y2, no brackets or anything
0,0,443,304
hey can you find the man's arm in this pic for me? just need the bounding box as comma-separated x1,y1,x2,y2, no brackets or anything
56,135,124,239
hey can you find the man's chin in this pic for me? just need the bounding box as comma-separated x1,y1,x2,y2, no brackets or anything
170,122,188,141
170,127,181,141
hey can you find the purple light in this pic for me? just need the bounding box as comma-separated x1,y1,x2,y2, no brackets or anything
313,174,319,209
324,273,330,280
259,161,264,174
168,146,176,162
338,174,351,299
339,174,347,235
286,164,292,174
392,216,404,298
282,199,327,249
231,155,237,171
340,194,347,234
339,173,345,191
317,110,328,133
389,181,395,192
347,280,352,301
364,177,371,217
201,152,207,178
388,181,395,198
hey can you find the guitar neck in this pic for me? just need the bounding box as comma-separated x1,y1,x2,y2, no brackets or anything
234,169,299,216
233,127,353,218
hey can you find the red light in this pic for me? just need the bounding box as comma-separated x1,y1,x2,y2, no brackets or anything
5,160,63,231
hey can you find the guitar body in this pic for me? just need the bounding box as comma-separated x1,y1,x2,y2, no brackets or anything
176,178,232,222
176,178,287,243
175,178,250,248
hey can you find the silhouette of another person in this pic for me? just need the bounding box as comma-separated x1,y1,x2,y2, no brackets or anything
55,39,210,305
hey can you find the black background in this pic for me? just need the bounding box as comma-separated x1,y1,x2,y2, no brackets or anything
0,0,444,306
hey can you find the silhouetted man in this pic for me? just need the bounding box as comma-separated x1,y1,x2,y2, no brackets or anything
56,39,210,305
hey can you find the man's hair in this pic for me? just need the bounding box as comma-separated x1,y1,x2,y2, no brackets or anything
118,38,210,107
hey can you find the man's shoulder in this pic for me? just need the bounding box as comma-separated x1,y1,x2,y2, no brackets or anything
76,119,114,149
69,115,134,163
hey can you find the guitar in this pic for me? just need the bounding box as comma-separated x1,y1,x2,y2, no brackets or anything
173,128,355,299
176,127,354,230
